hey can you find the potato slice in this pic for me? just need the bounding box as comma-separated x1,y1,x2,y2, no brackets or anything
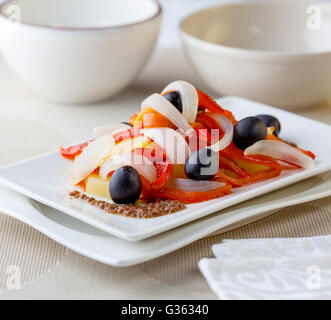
86,175,111,199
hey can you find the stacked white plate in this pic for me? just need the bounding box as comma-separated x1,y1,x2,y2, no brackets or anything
1,97,331,266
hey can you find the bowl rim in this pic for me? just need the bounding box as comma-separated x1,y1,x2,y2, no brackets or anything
0,0,162,32
179,0,331,58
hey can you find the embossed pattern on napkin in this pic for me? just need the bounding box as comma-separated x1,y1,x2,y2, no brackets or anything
199,236,331,300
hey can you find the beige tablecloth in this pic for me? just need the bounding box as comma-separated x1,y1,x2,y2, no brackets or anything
0,48,331,300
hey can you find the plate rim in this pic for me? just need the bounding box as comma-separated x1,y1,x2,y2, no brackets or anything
0,171,331,266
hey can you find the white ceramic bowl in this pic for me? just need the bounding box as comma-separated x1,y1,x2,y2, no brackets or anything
0,0,161,104
180,1,331,109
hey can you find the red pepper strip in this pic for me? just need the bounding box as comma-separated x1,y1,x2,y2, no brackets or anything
217,167,281,187
195,113,225,145
196,89,237,125
157,178,232,204
267,132,316,159
60,141,90,160
219,156,250,178
297,148,316,159
191,121,205,129
133,146,167,167
218,142,282,187
221,143,283,169
140,163,173,198
187,129,211,152
152,163,173,191
113,127,142,143
196,112,221,130
195,128,211,143
193,112,224,148
132,148,173,193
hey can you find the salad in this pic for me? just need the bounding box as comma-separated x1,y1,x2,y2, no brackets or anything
61,81,315,216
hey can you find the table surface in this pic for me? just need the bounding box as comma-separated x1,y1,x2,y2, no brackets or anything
1,0,331,300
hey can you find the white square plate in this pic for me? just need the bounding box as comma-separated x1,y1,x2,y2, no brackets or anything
0,97,331,241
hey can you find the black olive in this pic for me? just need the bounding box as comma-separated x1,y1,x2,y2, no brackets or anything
121,122,132,127
256,114,281,136
164,91,183,113
184,148,219,181
109,166,142,204
233,116,267,150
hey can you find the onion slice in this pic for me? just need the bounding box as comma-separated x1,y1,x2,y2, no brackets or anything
141,93,192,133
244,140,315,170
71,134,114,185
170,178,225,192
92,123,131,138
141,128,190,164
161,80,198,123
207,113,234,152
99,152,156,182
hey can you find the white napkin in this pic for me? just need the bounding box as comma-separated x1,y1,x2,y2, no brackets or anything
199,235,331,300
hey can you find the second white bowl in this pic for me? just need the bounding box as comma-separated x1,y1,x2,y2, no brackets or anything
0,0,161,104
180,1,331,109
